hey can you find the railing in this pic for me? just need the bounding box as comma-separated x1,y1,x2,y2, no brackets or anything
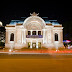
26,35,43,38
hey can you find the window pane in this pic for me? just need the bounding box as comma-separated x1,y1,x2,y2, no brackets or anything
32,31,36,35
38,31,41,35
55,33,58,41
10,33,14,41
28,31,31,35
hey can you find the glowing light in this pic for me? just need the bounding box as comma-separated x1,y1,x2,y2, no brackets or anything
36,46,38,49
9,49,12,52
0,21,3,26
30,41,32,49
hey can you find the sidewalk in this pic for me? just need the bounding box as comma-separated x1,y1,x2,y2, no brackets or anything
0,49,72,54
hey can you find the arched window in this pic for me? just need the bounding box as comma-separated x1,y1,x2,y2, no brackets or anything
38,31,41,35
10,33,14,41
32,31,36,35
55,33,58,41
28,31,31,35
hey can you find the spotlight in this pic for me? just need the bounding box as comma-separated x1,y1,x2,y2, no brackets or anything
9,49,12,52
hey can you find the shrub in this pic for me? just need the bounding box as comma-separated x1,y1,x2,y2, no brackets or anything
0,42,5,46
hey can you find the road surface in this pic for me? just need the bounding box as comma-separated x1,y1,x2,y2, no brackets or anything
0,54,72,72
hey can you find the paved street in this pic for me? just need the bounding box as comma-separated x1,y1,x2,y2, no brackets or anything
0,54,72,72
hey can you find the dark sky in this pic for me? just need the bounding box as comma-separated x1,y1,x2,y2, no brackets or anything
0,2,72,24
0,2,72,40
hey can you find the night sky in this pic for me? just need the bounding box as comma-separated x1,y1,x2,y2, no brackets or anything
0,2,72,40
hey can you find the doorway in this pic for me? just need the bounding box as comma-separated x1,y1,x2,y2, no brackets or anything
28,42,31,48
38,42,41,48
32,43,36,48
28,42,41,49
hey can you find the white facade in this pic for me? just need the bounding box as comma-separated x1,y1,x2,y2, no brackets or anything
5,12,63,49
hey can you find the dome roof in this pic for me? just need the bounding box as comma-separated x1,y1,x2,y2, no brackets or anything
23,15,46,29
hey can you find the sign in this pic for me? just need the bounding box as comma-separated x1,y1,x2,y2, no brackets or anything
26,35,43,38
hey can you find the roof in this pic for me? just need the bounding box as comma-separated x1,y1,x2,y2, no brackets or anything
9,17,60,25
52,22,60,25
42,17,60,25
9,17,26,25
10,20,24,25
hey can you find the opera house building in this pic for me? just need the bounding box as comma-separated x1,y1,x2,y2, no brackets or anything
5,12,63,49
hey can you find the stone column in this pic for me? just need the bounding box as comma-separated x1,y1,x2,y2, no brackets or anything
36,40,38,49
30,41,32,49
42,29,46,44
15,30,17,43
23,29,27,44
31,30,32,35
58,31,60,43
47,28,54,47
41,31,42,35
22,30,24,44
59,30,63,43
36,30,38,35
61,30,63,43
48,29,52,44
8,32,10,43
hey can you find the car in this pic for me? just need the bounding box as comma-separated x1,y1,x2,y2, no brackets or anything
68,45,72,49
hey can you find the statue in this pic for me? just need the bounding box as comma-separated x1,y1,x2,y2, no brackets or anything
30,12,39,16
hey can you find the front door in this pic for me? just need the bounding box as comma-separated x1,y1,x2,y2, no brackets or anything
28,42,41,49
28,42,31,48
38,42,41,48
32,43,36,48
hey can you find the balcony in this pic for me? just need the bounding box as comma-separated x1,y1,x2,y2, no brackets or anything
26,35,43,38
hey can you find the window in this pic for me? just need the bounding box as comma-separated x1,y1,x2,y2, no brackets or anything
28,31,31,35
32,31,36,35
38,31,41,35
10,33,14,41
55,33,58,41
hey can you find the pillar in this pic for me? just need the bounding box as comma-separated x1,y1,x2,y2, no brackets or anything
22,30,24,44
41,31,42,35
36,40,38,49
23,29,27,44
59,30,63,43
36,30,38,35
30,41,32,49
31,30,32,35
42,29,46,44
